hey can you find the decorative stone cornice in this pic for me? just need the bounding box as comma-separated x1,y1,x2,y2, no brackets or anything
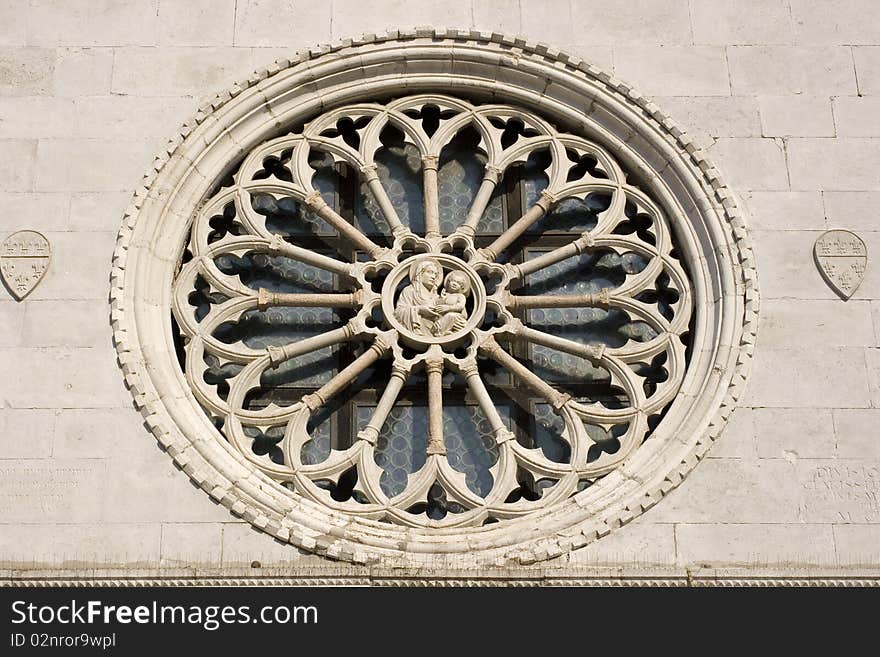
5,568,879,588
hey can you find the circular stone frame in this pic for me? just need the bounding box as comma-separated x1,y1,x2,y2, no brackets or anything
382,254,486,348
111,29,758,567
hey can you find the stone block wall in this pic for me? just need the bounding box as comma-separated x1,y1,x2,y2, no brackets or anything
1,0,878,584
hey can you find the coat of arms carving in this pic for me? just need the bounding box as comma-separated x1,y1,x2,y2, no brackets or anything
813,229,867,300
1,230,51,301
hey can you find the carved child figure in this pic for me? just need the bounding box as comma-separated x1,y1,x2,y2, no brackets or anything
431,270,470,336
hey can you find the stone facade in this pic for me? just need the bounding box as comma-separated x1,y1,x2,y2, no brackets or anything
1,0,879,585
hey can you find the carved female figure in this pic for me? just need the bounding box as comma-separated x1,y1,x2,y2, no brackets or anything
393,259,443,335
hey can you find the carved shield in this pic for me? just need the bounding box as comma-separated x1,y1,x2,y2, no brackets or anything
1,231,51,301
814,230,867,300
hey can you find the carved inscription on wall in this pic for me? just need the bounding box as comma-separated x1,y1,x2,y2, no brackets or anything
814,230,867,300
0,461,106,521
0,230,51,301
799,462,880,522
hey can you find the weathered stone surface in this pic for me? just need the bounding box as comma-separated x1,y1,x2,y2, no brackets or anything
221,523,316,567
53,48,114,97
0,140,36,191
69,191,132,232
759,299,875,348
797,460,880,523
728,46,856,95
0,192,69,230
788,139,880,191
0,409,55,458
824,192,880,232
235,0,333,47
27,0,158,47
0,1,27,47
0,459,107,522
472,0,522,35
159,0,235,47
25,232,116,300
53,408,151,459
646,458,801,523
0,300,23,345
511,0,574,44
103,450,232,523
743,346,871,408
555,45,614,72
21,300,110,348
833,97,880,138
750,230,833,299
0,97,76,139
691,0,794,45
856,231,880,299
568,520,675,566
759,96,835,137
161,523,223,567
35,139,158,192
707,138,789,191
0,347,131,408
708,406,755,459
332,0,472,41
0,523,160,568
868,348,880,407
72,96,196,139
570,1,692,45
853,47,880,95
834,409,880,459
791,0,880,46
112,47,269,98
834,525,880,566
0,48,54,96
753,407,834,459
653,96,761,142
874,303,880,347
742,191,825,231
91,404,232,523
613,47,730,96
676,524,836,567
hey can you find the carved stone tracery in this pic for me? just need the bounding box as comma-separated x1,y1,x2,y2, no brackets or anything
171,95,692,529
113,31,757,566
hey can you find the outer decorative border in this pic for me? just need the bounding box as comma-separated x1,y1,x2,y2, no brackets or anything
110,28,759,569
5,569,880,587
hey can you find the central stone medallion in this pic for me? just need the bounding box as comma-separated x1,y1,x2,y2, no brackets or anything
382,253,486,348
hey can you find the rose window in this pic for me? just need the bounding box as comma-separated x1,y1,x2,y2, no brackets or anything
170,94,691,528
115,33,755,564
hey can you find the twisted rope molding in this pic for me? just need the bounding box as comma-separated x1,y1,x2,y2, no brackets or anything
110,28,759,569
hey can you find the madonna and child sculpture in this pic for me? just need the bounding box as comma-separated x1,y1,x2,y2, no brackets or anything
393,259,471,337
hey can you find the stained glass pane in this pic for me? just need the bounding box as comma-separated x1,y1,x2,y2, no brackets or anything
524,249,657,351
363,405,429,498
437,127,504,234
356,127,424,236
443,405,506,496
